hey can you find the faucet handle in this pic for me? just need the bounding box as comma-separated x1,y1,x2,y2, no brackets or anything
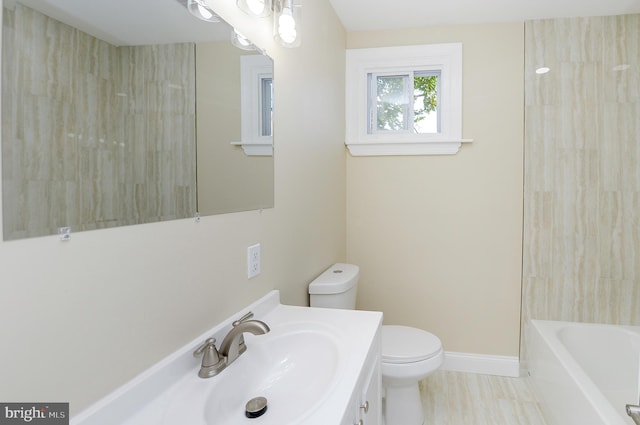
194,338,216,356
232,311,254,326
193,338,226,378
193,338,222,366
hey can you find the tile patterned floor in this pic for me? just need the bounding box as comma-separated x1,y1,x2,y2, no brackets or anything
419,371,549,425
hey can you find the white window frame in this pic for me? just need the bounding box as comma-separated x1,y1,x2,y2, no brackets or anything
346,43,472,156
231,54,273,156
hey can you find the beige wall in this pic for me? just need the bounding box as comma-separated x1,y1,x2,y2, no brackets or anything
346,23,525,356
0,0,346,415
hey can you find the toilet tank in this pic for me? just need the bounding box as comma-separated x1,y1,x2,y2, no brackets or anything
308,263,359,309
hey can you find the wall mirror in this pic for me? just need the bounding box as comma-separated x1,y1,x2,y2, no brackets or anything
1,0,274,241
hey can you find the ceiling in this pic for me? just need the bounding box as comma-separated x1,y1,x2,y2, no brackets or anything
328,0,640,32
12,0,231,46
10,0,640,45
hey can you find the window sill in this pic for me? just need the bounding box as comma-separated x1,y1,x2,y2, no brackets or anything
231,141,273,156
346,139,473,156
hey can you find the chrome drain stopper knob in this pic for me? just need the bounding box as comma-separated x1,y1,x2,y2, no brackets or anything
245,396,268,418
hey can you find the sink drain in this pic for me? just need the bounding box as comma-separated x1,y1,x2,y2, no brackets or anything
245,396,268,419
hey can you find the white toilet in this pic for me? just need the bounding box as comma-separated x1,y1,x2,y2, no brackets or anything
309,263,444,425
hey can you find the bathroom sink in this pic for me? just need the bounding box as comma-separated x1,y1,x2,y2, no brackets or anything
161,322,343,425
70,291,382,425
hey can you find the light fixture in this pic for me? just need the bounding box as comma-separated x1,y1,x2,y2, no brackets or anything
231,28,257,51
237,0,272,18
273,0,301,48
187,0,220,22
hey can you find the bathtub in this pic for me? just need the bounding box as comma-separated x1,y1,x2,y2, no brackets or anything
528,320,640,425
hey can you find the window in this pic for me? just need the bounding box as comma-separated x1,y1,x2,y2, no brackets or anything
370,70,441,134
260,77,273,137
346,43,472,156
232,54,273,156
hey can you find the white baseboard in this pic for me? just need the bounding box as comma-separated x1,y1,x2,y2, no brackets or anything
442,351,520,377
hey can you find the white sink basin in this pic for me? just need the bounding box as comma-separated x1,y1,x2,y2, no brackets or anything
70,291,383,425
161,322,343,425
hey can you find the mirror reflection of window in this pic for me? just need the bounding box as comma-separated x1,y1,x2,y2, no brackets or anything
261,78,273,137
232,55,273,156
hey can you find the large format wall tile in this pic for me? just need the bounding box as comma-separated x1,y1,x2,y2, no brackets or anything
1,4,196,239
522,14,640,359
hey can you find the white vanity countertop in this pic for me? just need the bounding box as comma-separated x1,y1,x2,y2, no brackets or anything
71,290,382,425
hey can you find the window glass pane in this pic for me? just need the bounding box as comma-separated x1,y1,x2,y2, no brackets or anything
376,75,410,132
260,77,273,137
368,71,441,135
413,71,440,134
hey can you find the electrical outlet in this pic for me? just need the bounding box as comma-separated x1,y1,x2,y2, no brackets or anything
247,243,261,279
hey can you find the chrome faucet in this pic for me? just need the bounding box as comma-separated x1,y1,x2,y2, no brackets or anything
219,315,270,364
627,404,640,425
193,312,270,378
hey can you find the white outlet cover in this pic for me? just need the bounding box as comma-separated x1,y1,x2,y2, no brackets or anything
247,243,261,279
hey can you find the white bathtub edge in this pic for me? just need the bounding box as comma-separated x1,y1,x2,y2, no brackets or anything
527,319,636,425
442,351,520,377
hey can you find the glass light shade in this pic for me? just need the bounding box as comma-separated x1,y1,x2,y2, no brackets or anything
237,0,272,18
273,0,301,48
231,29,257,51
187,0,220,22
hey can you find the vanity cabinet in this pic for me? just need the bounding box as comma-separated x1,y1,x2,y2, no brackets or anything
342,328,381,425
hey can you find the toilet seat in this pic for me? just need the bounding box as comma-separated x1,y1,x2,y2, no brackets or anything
382,325,443,364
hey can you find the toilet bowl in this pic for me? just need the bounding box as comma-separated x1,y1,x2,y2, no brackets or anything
381,325,444,425
308,263,444,425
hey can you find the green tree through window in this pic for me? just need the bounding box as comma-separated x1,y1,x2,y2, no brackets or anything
376,75,408,131
374,72,439,134
414,74,438,126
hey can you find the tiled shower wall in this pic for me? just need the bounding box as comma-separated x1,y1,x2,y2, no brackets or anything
2,4,196,240
522,15,640,356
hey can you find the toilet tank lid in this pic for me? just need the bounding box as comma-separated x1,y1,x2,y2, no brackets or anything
308,263,359,295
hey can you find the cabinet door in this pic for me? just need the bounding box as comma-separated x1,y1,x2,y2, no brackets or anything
359,358,381,425
341,392,359,425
